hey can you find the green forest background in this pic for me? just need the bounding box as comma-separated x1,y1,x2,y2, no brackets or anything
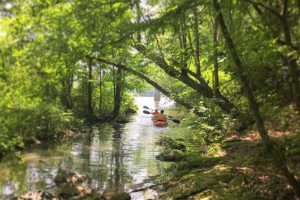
0,0,300,198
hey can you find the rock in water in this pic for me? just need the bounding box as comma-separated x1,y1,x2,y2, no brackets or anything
58,182,79,198
124,108,137,114
111,192,131,200
54,169,68,186
54,169,92,198
155,149,183,162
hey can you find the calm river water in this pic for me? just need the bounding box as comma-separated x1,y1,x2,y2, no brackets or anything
0,97,182,199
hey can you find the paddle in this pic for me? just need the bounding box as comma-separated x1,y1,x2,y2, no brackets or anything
143,110,180,124
143,106,150,109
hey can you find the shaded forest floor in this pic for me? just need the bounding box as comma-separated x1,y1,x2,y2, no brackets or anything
156,125,300,199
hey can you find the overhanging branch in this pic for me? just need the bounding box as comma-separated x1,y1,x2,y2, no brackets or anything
133,43,236,114
90,56,194,109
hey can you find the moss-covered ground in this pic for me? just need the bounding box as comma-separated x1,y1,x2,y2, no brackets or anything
156,129,300,200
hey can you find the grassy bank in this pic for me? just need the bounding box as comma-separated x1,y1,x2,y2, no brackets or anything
155,108,300,199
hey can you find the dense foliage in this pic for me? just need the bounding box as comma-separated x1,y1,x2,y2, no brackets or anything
0,0,141,157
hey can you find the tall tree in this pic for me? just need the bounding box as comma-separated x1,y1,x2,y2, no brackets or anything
212,17,220,96
193,7,201,77
87,58,94,117
246,0,300,114
213,0,300,196
112,67,123,118
98,64,103,115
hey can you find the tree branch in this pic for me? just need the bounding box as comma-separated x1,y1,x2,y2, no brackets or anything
133,43,236,114
245,0,281,18
90,56,194,110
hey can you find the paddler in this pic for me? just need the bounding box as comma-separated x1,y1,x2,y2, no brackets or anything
151,109,160,116
153,110,168,122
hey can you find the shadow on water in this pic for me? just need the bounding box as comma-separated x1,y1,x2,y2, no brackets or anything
0,97,183,199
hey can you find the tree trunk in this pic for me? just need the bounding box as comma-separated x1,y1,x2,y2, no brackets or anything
1,51,5,69
193,7,201,77
87,58,93,116
113,67,122,118
60,73,73,109
98,64,103,115
279,0,300,114
213,17,220,96
135,0,142,42
178,23,189,74
214,0,273,147
248,0,300,114
213,0,300,196
68,74,73,109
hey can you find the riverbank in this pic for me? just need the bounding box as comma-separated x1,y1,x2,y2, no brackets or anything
0,97,180,199
154,118,300,199
0,106,138,162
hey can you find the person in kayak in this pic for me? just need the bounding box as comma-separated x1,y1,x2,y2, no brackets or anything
151,109,160,116
153,110,168,122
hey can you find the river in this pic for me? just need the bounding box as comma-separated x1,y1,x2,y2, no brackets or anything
0,97,182,199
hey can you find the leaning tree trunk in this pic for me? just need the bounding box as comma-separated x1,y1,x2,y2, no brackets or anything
213,0,300,196
134,43,236,114
94,56,253,129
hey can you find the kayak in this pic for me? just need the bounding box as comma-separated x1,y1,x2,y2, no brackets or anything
153,120,168,127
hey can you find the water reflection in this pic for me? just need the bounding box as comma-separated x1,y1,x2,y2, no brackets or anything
0,97,182,199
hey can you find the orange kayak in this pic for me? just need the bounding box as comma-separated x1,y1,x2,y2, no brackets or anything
153,120,168,127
